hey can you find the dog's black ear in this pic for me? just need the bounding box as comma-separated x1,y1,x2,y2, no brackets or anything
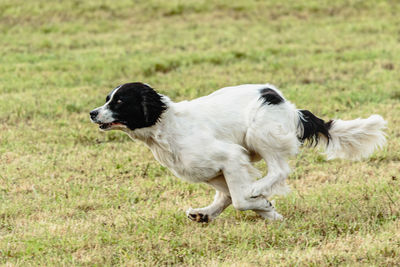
140,85,167,126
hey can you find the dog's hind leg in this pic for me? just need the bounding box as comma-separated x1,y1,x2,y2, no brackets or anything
249,154,291,199
186,176,232,223
221,151,283,220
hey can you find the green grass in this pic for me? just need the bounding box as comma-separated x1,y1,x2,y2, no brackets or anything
1,0,400,265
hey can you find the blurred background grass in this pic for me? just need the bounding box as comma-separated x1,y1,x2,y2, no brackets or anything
0,0,399,265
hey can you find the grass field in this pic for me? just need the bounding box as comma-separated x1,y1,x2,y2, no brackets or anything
1,0,400,265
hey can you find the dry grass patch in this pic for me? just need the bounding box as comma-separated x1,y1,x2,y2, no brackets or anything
1,0,399,265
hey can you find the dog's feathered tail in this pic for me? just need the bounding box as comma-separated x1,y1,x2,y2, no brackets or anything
297,110,387,160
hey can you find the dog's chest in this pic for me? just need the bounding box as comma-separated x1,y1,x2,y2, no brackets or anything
149,144,220,183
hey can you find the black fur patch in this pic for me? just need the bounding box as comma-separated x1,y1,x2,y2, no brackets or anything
106,82,167,130
298,110,332,146
259,88,284,105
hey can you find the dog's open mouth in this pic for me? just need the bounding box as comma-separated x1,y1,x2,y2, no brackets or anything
98,122,124,130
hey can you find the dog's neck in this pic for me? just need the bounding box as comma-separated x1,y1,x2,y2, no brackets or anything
124,95,173,148
123,96,180,168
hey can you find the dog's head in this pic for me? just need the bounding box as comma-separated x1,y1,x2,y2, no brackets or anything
90,82,167,131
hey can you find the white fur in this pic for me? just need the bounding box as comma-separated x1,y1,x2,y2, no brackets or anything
323,115,387,160
118,84,386,221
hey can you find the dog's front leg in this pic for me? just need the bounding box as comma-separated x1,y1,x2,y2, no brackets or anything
186,176,231,223
186,190,231,223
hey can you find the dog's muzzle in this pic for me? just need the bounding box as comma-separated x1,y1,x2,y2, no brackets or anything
89,108,125,130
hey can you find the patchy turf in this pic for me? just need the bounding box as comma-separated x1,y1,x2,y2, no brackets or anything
0,0,399,265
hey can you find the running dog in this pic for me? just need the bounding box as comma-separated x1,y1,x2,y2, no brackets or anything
90,82,386,222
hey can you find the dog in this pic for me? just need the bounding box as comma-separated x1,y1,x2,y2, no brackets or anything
90,82,387,222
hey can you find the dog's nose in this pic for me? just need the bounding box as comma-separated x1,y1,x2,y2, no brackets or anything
90,110,98,120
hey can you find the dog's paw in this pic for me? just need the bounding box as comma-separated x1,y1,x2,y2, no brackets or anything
256,209,284,221
186,208,210,223
269,210,284,221
255,200,284,221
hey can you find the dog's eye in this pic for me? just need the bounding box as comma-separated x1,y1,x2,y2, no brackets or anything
117,99,123,104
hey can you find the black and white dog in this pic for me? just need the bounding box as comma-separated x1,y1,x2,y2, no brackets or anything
90,82,386,222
